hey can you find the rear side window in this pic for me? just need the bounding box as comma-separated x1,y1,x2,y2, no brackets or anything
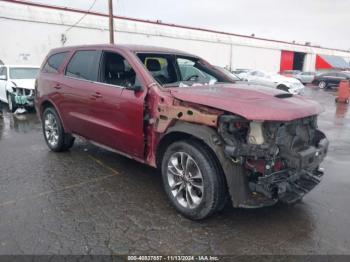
65,50,100,81
43,52,67,73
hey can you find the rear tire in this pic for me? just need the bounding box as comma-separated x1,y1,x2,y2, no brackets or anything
319,81,327,89
42,107,75,152
161,140,226,220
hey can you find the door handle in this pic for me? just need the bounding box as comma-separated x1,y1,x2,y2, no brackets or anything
53,84,61,89
91,92,102,99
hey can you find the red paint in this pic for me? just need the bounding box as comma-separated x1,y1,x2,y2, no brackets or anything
315,55,332,70
169,84,322,121
280,51,294,72
1,0,350,53
36,44,324,168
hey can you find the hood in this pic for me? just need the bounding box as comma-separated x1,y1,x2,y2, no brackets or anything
11,79,36,90
169,84,323,121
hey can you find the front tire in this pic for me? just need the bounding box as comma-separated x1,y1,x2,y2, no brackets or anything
42,107,75,152
277,84,289,92
161,140,225,220
7,93,17,113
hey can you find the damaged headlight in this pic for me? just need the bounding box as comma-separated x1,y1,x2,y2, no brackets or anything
248,121,265,145
219,116,279,159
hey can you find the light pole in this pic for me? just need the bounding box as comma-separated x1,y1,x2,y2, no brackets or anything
108,0,114,44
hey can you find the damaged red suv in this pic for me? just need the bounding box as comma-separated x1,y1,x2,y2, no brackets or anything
35,45,329,220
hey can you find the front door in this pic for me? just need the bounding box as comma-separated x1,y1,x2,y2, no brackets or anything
92,51,146,159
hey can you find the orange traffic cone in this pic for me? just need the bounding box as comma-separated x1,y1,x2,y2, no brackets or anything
335,80,350,104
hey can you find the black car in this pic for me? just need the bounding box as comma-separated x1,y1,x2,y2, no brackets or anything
313,71,350,89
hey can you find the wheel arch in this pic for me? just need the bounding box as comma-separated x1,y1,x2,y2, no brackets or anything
277,84,289,92
155,121,252,208
39,99,71,133
155,121,232,198
155,121,222,170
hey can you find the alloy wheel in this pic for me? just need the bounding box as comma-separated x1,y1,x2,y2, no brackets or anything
319,81,326,89
44,112,59,147
167,152,204,209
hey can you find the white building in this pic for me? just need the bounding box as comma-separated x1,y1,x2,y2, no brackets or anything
0,0,350,72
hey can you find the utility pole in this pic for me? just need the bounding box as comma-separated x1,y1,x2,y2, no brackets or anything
108,0,114,44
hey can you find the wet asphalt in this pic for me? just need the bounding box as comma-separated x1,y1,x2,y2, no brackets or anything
0,87,349,256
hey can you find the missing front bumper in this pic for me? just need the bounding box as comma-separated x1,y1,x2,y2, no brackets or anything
253,168,324,204
228,137,329,208
13,94,34,107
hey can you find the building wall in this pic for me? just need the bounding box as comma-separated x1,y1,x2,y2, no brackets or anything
231,46,281,72
0,0,350,72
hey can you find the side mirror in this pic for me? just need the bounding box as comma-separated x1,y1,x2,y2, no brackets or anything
0,75,6,80
125,84,143,92
133,85,143,92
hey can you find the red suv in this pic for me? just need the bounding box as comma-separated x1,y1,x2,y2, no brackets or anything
35,44,329,220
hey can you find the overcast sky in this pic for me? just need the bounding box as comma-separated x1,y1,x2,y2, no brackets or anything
30,0,350,50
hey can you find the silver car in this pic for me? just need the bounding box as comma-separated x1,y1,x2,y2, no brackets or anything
296,72,317,84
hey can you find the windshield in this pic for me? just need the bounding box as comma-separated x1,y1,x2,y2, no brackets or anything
137,53,233,87
215,66,241,81
10,67,39,79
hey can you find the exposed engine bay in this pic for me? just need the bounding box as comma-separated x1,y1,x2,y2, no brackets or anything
218,115,329,207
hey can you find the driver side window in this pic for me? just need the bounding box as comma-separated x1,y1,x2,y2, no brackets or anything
100,52,138,88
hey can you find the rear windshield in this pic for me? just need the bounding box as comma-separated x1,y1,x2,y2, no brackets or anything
9,68,39,79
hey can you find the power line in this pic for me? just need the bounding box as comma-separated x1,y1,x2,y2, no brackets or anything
65,0,98,32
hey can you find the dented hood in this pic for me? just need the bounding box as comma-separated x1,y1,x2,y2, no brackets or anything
169,84,323,121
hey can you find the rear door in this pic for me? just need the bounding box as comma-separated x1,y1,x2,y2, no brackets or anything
337,73,348,81
325,72,340,85
59,50,105,140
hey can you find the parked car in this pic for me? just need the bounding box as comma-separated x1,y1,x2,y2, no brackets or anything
232,68,250,75
295,71,317,84
35,45,328,220
281,70,302,78
239,70,305,94
312,71,350,89
214,66,242,82
0,65,39,112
